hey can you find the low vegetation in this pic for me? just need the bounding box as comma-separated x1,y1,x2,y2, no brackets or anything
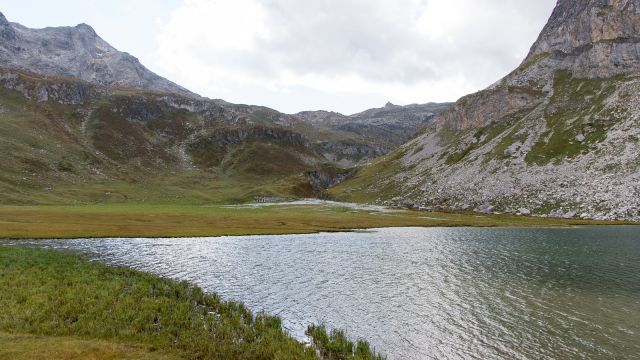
525,70,624,165
0,202,619,240
0,332,181,360
0,246,383,359
306,325,385,360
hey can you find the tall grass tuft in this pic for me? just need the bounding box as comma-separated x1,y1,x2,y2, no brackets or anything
306,324,386,360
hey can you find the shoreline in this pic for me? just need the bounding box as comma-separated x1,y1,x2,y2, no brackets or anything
2,223,639,242
0,246,384,360
0,203,636,240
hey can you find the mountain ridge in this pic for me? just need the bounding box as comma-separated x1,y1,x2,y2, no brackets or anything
0,10,451,171
296,102,451,154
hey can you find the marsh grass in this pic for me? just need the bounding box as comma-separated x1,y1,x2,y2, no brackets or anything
0,203,627,240
0,246,388,359
306,325,385,360
0,246,317,359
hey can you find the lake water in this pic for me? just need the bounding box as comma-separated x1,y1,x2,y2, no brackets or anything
12,226,640,359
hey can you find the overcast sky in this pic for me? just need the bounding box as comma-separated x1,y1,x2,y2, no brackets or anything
1,0,556,114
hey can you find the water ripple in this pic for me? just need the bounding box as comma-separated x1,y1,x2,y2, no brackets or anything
8,226,640,360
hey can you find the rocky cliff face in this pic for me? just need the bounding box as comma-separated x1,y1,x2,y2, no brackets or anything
528,0,640,77
333,0,640,221
0,11,195,97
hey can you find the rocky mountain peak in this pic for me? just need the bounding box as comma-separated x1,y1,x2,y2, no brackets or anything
74,23,98,37
0,11,16,41
0,11,8,25
0,13,197,97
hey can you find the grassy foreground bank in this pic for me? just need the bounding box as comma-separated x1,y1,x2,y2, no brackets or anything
0,246,384,359
0,202,621,239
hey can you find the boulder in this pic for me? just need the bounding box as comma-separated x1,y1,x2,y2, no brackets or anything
476,204,495,214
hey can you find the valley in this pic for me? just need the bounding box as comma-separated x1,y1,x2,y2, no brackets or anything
1,1,640,359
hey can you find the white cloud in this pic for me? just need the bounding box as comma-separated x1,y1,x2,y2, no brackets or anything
154,0,556,114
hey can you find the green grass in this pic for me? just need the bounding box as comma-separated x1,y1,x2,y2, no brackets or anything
306,325,385,360
0,246,386,360
25,169,317,205
0,203,628,240
445,145,475,165
513,52,550,74
0,246,315,359
443,107,534,165
484,125,528,163
0,332,182,360
0,70,380,206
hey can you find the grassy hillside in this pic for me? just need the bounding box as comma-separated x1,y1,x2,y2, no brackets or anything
327,0,640,220
328,150,407,204
0,70,335,205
